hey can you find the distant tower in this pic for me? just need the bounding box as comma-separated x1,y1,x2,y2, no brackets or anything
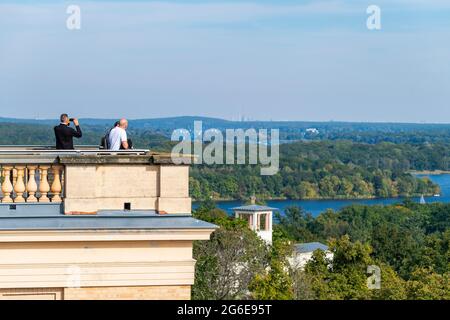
232,202,275,245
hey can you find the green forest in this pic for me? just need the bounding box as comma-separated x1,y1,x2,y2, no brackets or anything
0,122,174,151
1,121,448,201
190,141,447,201
1,120,448,299
192,201,449,300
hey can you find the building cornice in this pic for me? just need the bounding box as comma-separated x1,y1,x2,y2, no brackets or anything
0,228,216,243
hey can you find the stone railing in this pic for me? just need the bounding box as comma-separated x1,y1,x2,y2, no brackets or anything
0,147,215,301
0,147,193,214
0,164,63,203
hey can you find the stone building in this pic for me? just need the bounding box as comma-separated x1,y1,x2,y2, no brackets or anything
0,147,216,300
288,242,332,270
232,204,275,245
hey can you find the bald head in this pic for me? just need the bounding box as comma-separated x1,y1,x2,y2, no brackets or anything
119,118,128,130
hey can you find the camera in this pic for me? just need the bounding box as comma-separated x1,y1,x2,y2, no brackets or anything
69,118,74,122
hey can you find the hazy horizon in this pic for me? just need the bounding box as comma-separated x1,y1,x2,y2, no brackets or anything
1,0,449,122
1,114,450,125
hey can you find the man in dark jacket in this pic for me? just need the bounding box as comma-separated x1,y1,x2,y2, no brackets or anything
54,114,82,150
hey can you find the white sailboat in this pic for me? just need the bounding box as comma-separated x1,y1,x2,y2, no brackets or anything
420,195,426,204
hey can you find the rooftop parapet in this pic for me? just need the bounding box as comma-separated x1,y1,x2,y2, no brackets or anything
0,146,216,300
0,147,194,215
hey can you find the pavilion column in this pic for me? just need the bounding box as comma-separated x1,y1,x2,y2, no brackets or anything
269,212,273,232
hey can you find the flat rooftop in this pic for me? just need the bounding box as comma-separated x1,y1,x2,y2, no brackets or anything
294,242,329,253
232,205,278,212
0,203,215,231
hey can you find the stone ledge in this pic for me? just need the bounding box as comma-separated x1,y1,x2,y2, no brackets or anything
0,228,217,242
0,260,196,289
0,150,194,166
58,152,193,165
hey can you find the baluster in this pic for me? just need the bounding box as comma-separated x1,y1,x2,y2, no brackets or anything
1,166,13,203
38,166,50,202
13,166,26,202
12,168,17,186
50,165,63,202
11,168,18,200
61,169,65,199
26,165,38,202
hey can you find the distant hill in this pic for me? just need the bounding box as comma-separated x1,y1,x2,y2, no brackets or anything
2,115,449,130
0,121,172,151
0,117,447,203
1,116,450,144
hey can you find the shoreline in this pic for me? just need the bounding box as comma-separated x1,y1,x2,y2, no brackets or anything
193,173,446,203
410,170,450,175
194,193,439,203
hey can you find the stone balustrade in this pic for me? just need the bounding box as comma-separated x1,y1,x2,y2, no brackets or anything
0,147,194,214
0,147,215,300
0,165,64,203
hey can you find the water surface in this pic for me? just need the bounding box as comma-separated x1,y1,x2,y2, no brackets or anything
193,174,450,217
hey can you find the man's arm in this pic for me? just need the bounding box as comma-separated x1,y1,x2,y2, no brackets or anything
71,119,82,138
121,130,129,149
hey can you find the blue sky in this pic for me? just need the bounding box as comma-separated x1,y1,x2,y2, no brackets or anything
0,0,449,122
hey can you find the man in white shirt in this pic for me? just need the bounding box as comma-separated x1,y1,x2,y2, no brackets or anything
108,118,129,150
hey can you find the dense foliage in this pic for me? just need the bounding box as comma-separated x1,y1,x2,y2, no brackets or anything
192,202,449,300
2,119,447,299
192,203,269,300
276,202,450,299
3,116,450,144
2,121,445,201
190,141,446,201
0,122,173,151
276,201,450,279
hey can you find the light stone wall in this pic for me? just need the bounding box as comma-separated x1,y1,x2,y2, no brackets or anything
0,239,195,289
159,166,189,198
0,288,64,300
0,229,215,300
64,164,191,214
0,286,190,300
0,155,212,300
63,285,191,300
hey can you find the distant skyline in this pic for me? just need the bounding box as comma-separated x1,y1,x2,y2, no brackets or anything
1,0,449,123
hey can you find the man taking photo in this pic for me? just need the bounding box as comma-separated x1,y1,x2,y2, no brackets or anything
54,114,82,150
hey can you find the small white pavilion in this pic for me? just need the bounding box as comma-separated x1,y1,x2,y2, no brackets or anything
232,203,276,245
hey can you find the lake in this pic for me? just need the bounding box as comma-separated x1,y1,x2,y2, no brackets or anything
193,174,450,217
